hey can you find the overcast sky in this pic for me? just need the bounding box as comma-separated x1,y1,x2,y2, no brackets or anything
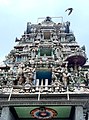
0,0,89,62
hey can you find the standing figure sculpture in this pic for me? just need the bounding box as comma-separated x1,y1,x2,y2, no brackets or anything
62,70,70,89
85,70,89,87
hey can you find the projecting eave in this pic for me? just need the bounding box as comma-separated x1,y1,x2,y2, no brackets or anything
65,52,87,66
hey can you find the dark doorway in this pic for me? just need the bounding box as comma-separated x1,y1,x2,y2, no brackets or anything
36,68,52,85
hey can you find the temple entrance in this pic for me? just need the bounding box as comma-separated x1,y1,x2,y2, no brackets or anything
0,106,85,120
4,106,74,120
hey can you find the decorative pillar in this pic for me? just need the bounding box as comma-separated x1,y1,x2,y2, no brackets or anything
45,79,48,91
1,107,16,120
36,79,39,91
41,79,43,92
75,106,83,120
87,111,89,120
41,79,43,86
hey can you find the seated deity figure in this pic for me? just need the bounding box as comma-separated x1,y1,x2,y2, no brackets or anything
17,73,26,85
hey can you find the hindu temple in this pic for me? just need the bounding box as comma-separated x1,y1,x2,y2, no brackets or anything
0,16,89,120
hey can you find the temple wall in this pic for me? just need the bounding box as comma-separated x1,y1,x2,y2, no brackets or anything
74,106,84,120
0,107,16,120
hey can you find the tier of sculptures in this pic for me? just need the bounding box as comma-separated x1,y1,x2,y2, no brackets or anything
0,60,89,93
0,17,88,93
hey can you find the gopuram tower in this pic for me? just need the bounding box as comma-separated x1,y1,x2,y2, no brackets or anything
0,16,89,120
